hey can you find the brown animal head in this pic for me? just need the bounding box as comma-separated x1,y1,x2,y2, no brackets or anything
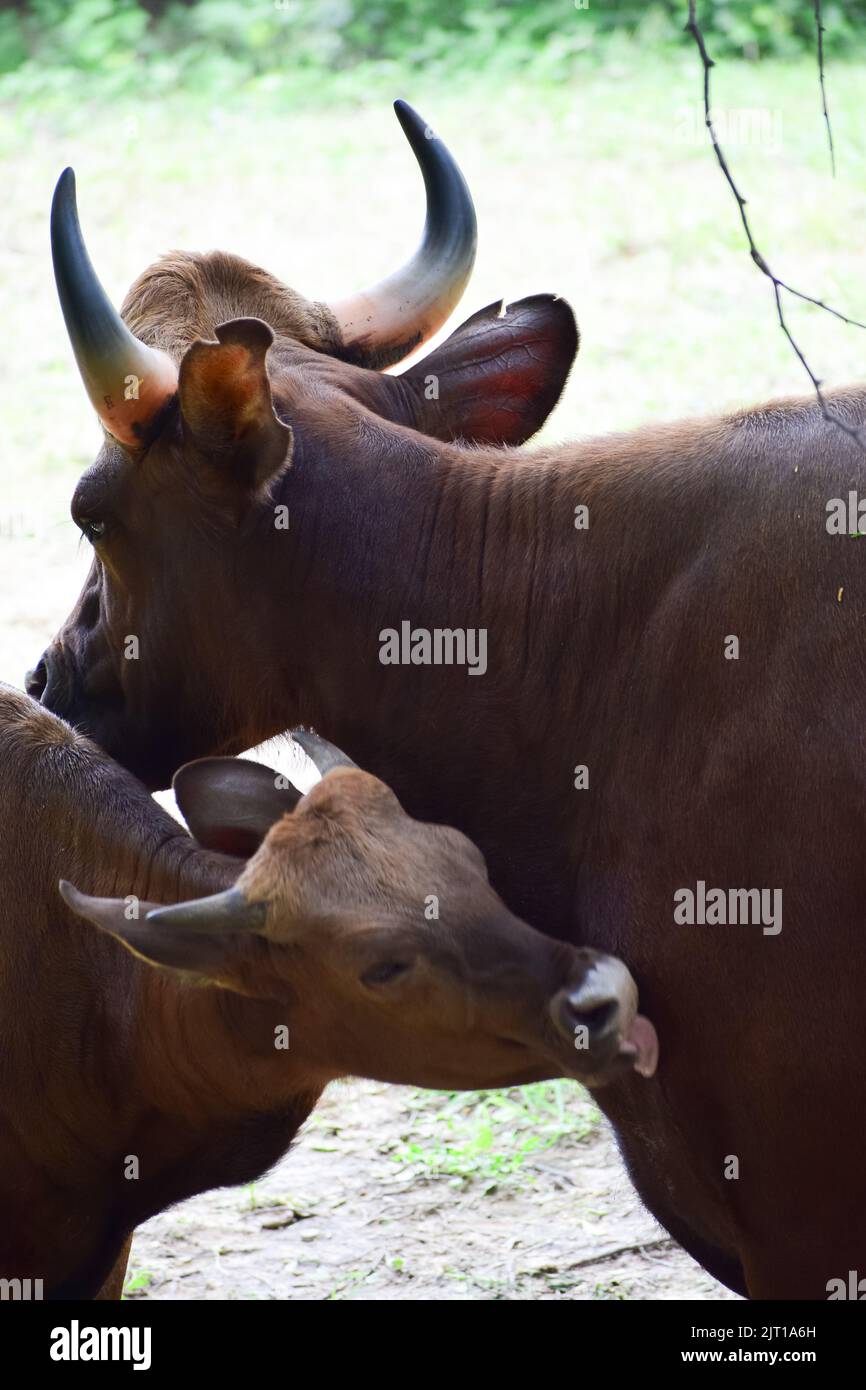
28,102,578,784
61,731,656,1090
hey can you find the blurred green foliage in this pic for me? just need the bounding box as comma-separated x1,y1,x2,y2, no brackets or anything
0,1,861,97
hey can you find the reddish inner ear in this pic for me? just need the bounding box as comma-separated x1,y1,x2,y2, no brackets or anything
202,826,264,856
448,358,555,445
181,342,271,444
187,344,260,436
399,294,579,446
177,319,293,487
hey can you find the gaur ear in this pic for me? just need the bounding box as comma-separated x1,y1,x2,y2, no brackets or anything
173,756,302,855
396,295,579,445
178,317,293,489
59,880,264,977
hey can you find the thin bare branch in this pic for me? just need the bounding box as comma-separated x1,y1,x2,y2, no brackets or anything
685,1,864,449
815,0,836,176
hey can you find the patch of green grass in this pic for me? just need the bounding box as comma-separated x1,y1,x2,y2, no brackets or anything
121,1267,154,1297
242,1183,297,1211
387,1081,600,1188
592,1277,630,1300
326,1264,381,1300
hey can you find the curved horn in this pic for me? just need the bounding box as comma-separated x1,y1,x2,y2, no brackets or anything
325,100,477,370
291,729,359,778
146,887,268,934
60,880,162,932
51,168,178,446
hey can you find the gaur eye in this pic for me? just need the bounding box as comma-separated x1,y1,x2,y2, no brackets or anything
78,517,106,544
361,960,414,988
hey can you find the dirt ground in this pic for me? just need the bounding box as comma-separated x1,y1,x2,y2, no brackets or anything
126,1081,740,1302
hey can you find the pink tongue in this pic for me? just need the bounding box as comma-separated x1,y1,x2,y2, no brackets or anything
623,1015,659,1078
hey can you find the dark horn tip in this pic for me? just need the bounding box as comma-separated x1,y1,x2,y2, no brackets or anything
392,97,476,251
52,167,76,208
393,99,437,152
